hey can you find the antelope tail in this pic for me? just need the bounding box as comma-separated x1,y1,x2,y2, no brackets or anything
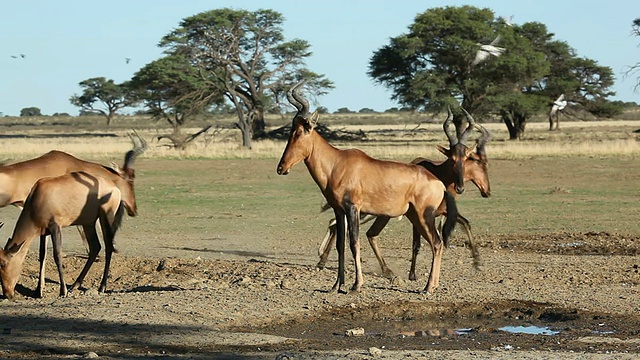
441,191,458,249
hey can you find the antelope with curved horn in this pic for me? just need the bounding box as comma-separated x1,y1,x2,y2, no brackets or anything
0,133,146,299
317,123,492,276
277,81,458,294
0,134,146,253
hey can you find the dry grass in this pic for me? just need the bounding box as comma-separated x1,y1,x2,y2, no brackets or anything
0,115,639,162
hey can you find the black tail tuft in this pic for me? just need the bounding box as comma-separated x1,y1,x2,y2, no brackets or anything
441,190,458,248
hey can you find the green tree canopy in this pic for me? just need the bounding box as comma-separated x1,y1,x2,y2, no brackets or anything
20,107,42,117
158,8,333,148
129,54,224,149
369,5,621,139
626,17,640,91
69,77,137,125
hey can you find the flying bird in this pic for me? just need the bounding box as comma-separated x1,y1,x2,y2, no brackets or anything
549,94,567,130
472,35,505,66
125,57,131,64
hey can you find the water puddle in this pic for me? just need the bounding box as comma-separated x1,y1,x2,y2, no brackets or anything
499,325,560,335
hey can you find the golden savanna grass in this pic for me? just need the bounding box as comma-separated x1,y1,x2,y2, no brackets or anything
0,114,639,162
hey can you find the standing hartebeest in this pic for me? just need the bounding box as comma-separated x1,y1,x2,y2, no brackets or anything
0,133,146,299
316,125,492,277
0,135,146,252
276,81,458,294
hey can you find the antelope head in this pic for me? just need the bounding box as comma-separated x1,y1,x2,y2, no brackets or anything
0,223,25,300
465,124,492,198
276,80,319,175
437,106,476,194
114,131,147,216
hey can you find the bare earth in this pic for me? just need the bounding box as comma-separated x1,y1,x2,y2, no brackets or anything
1,230,639,359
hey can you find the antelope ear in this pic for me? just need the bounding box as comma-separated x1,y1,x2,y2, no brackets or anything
308,110,319,130
436,145,450,156
466,144,477,156
4,239,24,256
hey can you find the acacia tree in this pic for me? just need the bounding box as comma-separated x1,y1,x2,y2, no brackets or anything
626,17,640,91
158,8,333,148
129,54,223,149
70,77,136,125
369,5,621,140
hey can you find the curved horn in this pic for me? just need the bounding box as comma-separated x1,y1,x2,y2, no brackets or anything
475,124,492,156
286,80,309,117
124,130,147,170
459,107,476,145
443,106,458,147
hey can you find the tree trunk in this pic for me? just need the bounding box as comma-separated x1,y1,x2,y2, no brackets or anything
236,116,253,149
502,112,527,140
251,108,266,139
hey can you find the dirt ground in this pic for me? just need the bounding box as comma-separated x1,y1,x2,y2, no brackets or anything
1,229,639,359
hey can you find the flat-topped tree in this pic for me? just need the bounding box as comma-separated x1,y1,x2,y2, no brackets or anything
159,8,333,149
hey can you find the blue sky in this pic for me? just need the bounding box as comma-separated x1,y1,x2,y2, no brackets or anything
1,0,638,116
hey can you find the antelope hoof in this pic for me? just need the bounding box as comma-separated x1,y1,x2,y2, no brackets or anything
316,259,327,270
349,283,362,293
59,287,68,297
408,272,418,281
381,268,396,280
34,287,44,299
390,276,404,286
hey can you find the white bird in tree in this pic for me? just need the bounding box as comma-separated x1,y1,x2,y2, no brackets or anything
499,15,514,27
472,35,505,66
548,94,567,130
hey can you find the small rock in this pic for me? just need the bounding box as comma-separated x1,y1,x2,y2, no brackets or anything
156,259,166,271
345,327,365,337
84,351,99,358
368,347,382,356
84,289,100,297
280,279,292,290
427,329,441,337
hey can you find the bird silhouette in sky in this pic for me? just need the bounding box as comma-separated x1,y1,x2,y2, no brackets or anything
472,35,505,66
10,54,25,59
125,57,131,64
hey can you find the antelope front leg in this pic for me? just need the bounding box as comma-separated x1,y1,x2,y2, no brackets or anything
69,225,101,293
409,225,421,281
332,211,347,293
457,214,483,269
317,220,336,269
365,216,396,281
346,204,363,293
49,225,67,297
36,235,47,298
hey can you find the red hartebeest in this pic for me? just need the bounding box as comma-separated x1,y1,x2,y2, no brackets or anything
0,136,146,252
0,133,146,299
317,125,492,277
276,81,458,294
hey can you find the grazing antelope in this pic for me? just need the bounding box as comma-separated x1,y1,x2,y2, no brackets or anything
0,136,145,251
276,81,458,294
317,124,492,277
0,134,146,300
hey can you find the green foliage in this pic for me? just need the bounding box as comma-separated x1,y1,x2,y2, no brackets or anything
334,107,353,114
69,77,137,125
369,5,621,138
20,107,42,116
129,54,221,130
158,8,333,148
